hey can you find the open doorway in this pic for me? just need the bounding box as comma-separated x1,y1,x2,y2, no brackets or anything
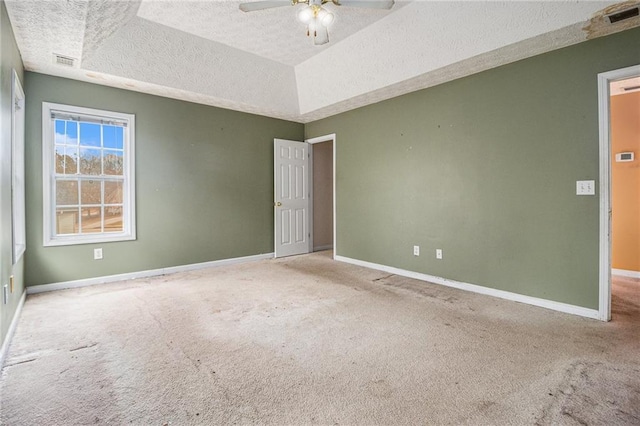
610,75,640,320
273,134,336,259
307,134,336,257
311,140,333,252
598,64,640,321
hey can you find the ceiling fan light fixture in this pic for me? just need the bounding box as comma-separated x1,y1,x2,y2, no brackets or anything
318,8,334,26
307,19,316,32
240,0,395,46
297,6,313,23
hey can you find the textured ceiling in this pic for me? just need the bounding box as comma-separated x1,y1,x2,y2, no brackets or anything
6,0,640,123
136,0,403,66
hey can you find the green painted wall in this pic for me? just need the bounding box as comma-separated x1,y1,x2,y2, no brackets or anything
25,73,304,287
18,25,640,310
306,27,640,310
0,0,24,347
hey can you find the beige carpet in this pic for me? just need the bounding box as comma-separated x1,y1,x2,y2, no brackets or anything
1,252,639,425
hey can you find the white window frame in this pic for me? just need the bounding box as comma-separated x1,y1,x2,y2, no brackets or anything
42,102,136,246
12,70,26,264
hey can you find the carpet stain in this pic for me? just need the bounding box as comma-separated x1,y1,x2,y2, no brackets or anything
3,358,37,368
69,342,98,352
478,400,497,412
2,254,640,425
535,360,640,425
372,274,394,282
368,379,393,398
377,275,460,304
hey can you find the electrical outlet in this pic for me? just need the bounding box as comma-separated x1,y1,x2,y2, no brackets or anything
94,248,103,260
413,245,420,256
436,249,443,260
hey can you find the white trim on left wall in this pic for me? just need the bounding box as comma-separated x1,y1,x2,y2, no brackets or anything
0,290,27,367
27,253,274,295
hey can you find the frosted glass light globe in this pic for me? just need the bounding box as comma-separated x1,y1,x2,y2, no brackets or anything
298,7,313,23
320,10,334,26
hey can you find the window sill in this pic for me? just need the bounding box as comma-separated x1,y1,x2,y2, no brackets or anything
43,233,136,247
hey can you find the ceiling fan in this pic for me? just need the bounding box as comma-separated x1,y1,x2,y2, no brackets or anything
239,0,395,45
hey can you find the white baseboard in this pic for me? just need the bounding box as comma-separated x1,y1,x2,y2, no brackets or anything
314,245,333,252
0,290,27,368
335,255,600,320
27,252,275,295
612,268,640,279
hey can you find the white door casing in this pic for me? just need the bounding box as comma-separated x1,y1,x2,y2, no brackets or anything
274,139,310,258
597,64,640,322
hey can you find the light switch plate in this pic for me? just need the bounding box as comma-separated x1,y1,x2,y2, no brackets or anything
576,180,595,195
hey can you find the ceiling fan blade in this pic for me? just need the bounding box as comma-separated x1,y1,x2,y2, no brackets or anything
332,0,395,9
239,1,292,12
313,25,329,45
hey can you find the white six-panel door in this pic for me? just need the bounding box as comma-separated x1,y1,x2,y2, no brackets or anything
274,139,310,258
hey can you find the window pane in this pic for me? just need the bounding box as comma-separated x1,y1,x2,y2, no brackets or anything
66,121,78,144
103,150,123,175
104,180,123,204
115,127,124,149
55,146,65,174
104,206,123,232
103,125,123,149
56,208,79,234
65,147,79,174
80,122,101,147
80,180,101,204
55,120,65,144
56,146,78,175
56,180,78,205
80,207,102,233
79,148,102,175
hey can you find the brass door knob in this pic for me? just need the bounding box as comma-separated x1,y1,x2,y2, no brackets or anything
275,202,282,207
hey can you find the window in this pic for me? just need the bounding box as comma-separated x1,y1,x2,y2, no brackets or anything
42,103,136,246
12,70,25,263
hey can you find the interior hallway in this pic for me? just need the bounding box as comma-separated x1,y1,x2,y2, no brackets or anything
1,252,639,425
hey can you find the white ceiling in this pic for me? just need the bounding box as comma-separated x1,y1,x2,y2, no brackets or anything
6,0,640,123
